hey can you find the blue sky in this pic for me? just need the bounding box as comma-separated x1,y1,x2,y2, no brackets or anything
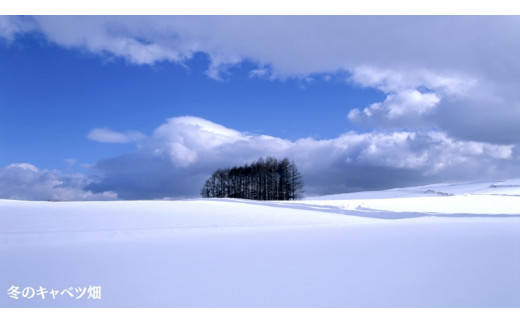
0,32,382,170
1,16,520,200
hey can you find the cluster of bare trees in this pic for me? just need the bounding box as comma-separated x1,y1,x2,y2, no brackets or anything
200,157,304,200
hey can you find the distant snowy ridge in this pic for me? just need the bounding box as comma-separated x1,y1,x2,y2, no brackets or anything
301,179,520,216
309,178,520,199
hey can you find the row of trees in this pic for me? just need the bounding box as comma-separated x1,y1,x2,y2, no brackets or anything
200,157,304,200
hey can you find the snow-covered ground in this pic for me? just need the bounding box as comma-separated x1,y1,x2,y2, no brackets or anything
1,180,519,307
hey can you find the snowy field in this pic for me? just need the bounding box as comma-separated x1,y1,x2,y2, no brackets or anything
1,180,520,308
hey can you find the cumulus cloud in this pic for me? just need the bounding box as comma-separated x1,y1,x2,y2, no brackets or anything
3,117,517,200
0,163,117,201
348,89,440,126
347,66,479,130
147,116,250,166
87,128,146,143
86,116,518,199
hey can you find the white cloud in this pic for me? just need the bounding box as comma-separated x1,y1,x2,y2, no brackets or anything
17,16,513,83
87,117,517,199
0,163,117,201
87,128,145,143
147,116,250,166
3,117,516,200
347,67,479,129
348,89,441,123
350,66,477,96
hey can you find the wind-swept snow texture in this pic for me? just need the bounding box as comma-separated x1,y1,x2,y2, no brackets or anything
1,180,520,307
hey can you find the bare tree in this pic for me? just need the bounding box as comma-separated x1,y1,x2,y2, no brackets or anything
201,157,304,200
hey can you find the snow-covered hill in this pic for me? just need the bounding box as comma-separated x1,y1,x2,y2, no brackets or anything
1,180,519,307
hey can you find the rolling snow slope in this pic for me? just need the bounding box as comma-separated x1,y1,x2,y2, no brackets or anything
1,180,519,307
